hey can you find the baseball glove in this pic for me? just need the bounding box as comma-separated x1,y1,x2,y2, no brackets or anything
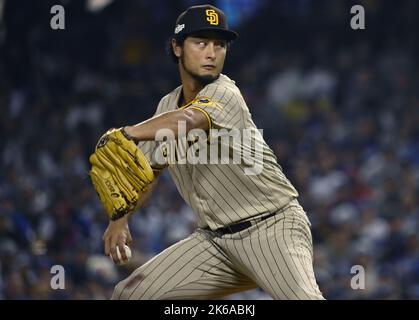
89,127,154,220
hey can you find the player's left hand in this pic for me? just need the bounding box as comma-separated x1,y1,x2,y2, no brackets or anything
89,127,155,221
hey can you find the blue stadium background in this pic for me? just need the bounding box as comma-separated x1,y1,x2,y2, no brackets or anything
0,0,418,299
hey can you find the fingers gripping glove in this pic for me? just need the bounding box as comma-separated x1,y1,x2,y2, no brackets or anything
89,128,154,220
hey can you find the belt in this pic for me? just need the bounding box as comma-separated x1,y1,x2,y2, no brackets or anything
204,211,277,236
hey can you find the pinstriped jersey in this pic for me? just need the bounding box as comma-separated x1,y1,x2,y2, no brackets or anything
139,74,298,230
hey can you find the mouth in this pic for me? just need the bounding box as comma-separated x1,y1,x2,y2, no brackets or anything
202,65,216,70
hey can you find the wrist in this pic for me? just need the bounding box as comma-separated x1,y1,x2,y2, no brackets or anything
111,212,130,224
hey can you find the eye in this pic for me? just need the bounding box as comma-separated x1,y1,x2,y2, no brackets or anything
215,41,226,48
196,40,207,48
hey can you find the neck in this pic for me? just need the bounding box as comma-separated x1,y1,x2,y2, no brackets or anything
178,65,205,106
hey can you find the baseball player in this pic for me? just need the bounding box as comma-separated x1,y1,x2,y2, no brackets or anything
99,4,324,300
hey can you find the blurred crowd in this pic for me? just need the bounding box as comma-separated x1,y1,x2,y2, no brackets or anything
0,0,418,299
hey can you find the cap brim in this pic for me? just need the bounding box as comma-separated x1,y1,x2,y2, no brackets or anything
187,28,239,41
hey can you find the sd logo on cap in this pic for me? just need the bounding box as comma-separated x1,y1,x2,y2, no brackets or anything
173,4,238,41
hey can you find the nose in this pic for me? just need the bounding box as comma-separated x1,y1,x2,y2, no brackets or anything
205,42,216,60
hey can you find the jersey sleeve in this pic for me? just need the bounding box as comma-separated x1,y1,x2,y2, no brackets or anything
137,96,172,172
187,84,245,131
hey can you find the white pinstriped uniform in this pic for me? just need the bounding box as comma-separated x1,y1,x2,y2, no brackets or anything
112,74,324,300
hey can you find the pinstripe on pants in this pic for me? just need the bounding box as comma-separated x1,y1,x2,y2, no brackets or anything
112,199,324,300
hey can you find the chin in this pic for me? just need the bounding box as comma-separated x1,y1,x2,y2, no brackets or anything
196,73,219,85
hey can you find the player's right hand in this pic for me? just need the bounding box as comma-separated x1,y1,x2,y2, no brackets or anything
103,215,133,265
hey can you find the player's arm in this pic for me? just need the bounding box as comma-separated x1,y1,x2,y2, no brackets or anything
123,108,210,142
103,171,160,263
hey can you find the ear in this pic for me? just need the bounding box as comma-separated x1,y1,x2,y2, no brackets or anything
172,38,182,58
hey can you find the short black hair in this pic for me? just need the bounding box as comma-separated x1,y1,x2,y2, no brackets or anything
166,36,186,64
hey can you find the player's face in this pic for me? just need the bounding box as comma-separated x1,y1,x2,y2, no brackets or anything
179,32,227,85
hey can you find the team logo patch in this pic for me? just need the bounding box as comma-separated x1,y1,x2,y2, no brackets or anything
194,96,223,110
196,97,215,107
206,9,219,25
